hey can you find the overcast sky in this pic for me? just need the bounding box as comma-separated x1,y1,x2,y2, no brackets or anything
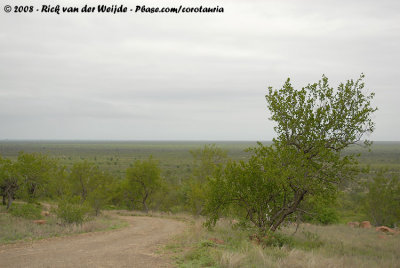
1,0,399,140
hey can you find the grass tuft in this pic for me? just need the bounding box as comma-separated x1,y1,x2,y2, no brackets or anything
0,205,128,245
165,217,400,268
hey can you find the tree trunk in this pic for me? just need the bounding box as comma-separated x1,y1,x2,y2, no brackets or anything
270,190,307,232
142,192,149,213
6,193,13,210
29,183,38,200
143,201,148,213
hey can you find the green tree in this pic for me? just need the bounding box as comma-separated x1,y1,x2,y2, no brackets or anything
69,161,113,215
125,156,162,212
300,194,339,225
69,161,100,202
0,157,21,209
185,144,227,215
364,170,400,227
17,152,55,201
205,74,376,234
48,165,70,198
86,171,115,216
190,144,227,182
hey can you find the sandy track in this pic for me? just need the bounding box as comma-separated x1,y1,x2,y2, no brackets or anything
0,216,185,268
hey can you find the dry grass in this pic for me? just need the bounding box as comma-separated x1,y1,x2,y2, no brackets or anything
0,209,128,245
279,224,400,268
116,209,192,222
166,217,400,268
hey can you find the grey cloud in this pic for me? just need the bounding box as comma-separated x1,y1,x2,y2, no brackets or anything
0,0,399,140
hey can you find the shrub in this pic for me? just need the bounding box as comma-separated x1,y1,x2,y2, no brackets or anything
9,203,42,220
56,197,89,224
183,241,216,267
301,195,340,225
364,170,400,227
261,232,294,248
315,206,339,225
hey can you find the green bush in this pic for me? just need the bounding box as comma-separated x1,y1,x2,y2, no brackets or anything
313,206,340,225
9,203,42,220
182,241,217,267
56,197,89,224
302,196,340,225
261,232,294,248
363,170,400,227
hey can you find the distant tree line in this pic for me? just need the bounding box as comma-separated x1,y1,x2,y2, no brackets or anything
1,74,400,231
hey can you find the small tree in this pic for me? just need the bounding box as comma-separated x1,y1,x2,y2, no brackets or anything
205,74,377,234
190,144,227,181
364,170,400,227
69,161,113,215
185,144,227,215
69,161,100,203
125,156,162,212
0,157,21,209
56,196,90,225
86,172,115,216
48,165,70,198
17,152,55,201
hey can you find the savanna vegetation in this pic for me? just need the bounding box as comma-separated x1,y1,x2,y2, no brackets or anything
1,74,400,266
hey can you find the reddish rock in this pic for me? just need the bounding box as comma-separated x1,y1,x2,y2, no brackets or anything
347,221,360,227
378,235,388,239
376,226,396,234
33,220,47,225
231,219,239,225
209,237,224,245
360,221,371,229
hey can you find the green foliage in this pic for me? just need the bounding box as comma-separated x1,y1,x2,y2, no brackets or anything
301,195,339,225
56,196,90,224
184,144,228,215
205,74,377,233
17,152,55,201
183,180,207,215
48,165,70,198
69,161,100,202
364,170,400,227
190,144,227,182
179,241,217,267
0,157,22,209
124,156,162,212
312,206,339,225
9,203,42,220
86,175,116,216
68,161,115,215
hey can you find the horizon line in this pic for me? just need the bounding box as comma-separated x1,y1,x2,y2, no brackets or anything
1,139,400,143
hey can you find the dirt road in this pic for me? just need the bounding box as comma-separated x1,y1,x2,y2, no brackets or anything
0,216,186,267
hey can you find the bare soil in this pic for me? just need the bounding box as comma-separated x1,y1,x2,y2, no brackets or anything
0,215,186,267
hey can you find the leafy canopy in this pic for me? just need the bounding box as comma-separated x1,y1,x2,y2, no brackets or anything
364,170,400,227
184,144,228,215
17,152,55,201
125,156,162,212
205,74,377,233
0,157,21,209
